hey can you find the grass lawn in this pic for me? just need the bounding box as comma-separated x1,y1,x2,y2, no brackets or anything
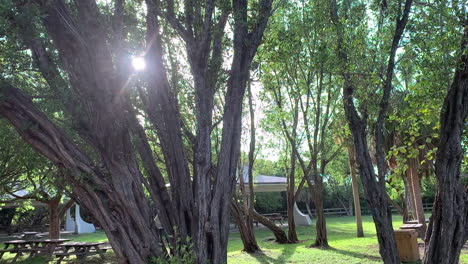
1,215,467,263
227,215,467,264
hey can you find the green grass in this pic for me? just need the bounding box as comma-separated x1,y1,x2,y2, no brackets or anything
227,215,432,264
1,215,467,263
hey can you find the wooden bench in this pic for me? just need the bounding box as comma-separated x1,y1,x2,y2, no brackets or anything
0,247,42,262
55,251,88,263
55,242,108,264
99,245,112,252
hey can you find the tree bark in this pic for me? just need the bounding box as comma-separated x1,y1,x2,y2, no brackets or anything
251,210,289,244
235,153,260,253
231,201,260,252
47,196,75,240
310,176,328,248
47,198,61,239
0,79,163,264
423,25,468,264
403,175,415,222
348,145,364,237
287,148,299,243
242,79,261,252
1,0,274,263
407,158,427,236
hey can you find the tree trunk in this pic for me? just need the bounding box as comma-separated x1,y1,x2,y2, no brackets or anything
407,158,427,236
1,0,269,263
0,81,164,264
423,27,468,264
251,210,289,243
287,150,299,243
243,79,260,252
286,192,298,242
330,0,412,261
403,176,414,222
348,145,364,237
235,159,260,253
310,178,328,248
231,201,260,252
48,198,61,239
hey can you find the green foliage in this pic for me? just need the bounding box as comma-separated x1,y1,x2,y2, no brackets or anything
252,158,285,176
151,236,197,264
254,192,285,213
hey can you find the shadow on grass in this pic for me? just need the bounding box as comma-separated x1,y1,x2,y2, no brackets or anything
248,241,300,264
327,247,381,261
329,246,422,264
249,251,277,264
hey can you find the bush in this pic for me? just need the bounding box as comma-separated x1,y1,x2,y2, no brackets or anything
254,192,286,213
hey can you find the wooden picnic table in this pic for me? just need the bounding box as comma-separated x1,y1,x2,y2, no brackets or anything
1,238,71,262
56,242,110,264
0,240,26,261
28,239,72,260
22,232,40,240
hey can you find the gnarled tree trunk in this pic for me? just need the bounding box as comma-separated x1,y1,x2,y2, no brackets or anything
231,200,260,252
251,210,289,243
0,0,274,263
311,176,328,248
423,26,468,264
330,0,413,262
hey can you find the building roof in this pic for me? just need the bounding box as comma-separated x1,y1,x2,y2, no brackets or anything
237,166,287,193
239,166,287,185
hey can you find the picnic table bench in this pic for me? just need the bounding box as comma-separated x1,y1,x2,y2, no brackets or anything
55,242,110,264
0,238,71,262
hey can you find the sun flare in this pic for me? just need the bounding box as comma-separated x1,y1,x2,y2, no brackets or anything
131,57,146,71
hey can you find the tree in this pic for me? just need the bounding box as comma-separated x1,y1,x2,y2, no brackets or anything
330,0,413,262
232,83,261,252
423,23,468,264
259,1,343,246
0,0,273,263
0,121,74,239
